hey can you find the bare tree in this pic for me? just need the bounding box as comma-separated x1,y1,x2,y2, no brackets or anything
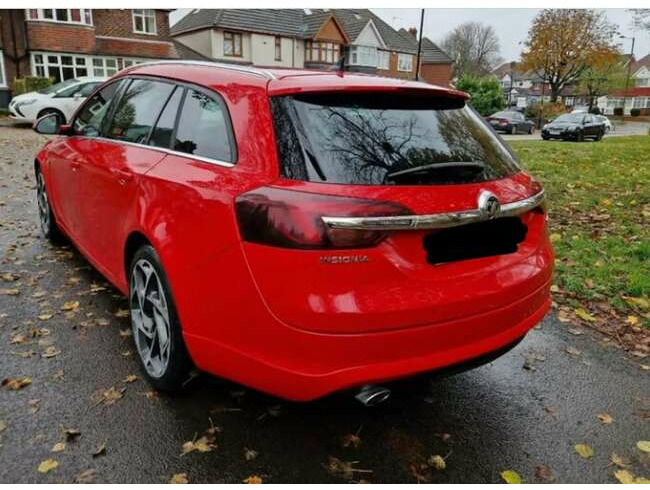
440,22,503,77
630,9,650,32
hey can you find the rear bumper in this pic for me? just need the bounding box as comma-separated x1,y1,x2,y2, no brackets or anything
185,278,551,401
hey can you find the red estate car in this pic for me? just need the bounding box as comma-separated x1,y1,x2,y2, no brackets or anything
33,61,553,403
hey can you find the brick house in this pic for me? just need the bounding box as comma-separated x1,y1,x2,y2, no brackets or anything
171,9,452,85
0,9,206,107
601,53,650,115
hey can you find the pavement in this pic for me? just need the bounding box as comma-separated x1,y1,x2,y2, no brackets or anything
502,121,649,141
0,126,648,483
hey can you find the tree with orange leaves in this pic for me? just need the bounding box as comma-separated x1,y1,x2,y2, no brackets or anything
520,9,619,102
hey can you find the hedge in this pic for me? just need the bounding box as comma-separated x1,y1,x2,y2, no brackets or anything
13,76,53,96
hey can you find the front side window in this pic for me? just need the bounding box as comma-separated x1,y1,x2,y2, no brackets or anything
133,9,156,34
173,89,235,162
224,31,243,57
271,93,520,186
397,53,413,72
73,80,124,137
107,79,174,144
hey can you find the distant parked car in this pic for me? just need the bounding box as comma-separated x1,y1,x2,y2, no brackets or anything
9,77,107,125
542,113,606,141
486,111,535,135
595,115,613,133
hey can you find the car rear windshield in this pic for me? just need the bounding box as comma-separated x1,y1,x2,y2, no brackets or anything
271,93,520,185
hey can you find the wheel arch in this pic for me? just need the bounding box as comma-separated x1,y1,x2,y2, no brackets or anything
124,231,153,283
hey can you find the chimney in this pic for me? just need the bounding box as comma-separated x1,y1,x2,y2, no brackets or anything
408,27,417,38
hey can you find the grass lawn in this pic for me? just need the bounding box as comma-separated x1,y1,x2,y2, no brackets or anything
511,136,650,333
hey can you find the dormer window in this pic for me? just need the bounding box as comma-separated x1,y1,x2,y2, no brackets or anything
133,9,156,35
26,9,92,25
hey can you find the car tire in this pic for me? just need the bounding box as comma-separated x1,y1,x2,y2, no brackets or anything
595,130,604,141
129,245,193,393
576,131,584,142
528,126,534,134
35,166,64,243
542,135,549,141
37,108,65,126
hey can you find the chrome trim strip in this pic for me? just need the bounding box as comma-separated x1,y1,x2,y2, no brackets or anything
321,190,545,231
123,60,276,80
89,136,235,168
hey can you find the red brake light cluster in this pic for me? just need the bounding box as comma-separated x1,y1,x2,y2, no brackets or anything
235,186,411,249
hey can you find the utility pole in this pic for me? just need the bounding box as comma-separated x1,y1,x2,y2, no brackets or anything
415,9,425,81
620,35,635,115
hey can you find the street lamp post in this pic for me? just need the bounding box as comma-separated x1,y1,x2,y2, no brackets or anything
620,35,636,115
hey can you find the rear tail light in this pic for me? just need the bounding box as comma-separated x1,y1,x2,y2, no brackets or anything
235,186,411,249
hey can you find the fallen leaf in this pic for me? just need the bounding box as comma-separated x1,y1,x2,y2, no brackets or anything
122,374,138,383
170,473,188,484
626,315,640,326
324,456,372,481
92,441,107,458
549,233,562,243
29,399,40,414
37,459,59,473
624,296,650,310
10,333,26,344
637,441,650,453
244,448,259,461
1,272,20,282
181,435,216,455
41,346,61,358
1,288,20,296
575,308,596,322
610,453,629,468
243,476,263,484
500,470,522,484
341,433,361,448
614,469,636,484
95,387,126,405
51,442,65,453
427,454,446,470
60,301,80,311
52,370,64,381
568,328,584,336
0,421,6,433
73,469,96,483
114,309,129,318
118,329,132,337
575,443,594,459
2,377,32,390
597,413,613,424
565,346,582,357
535,463,555,482
37,314,53,321
64,428,81,442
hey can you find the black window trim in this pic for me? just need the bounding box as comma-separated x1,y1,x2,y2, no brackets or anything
71,74,239,168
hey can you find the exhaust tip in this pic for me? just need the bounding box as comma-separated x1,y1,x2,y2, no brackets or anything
355,384,391,407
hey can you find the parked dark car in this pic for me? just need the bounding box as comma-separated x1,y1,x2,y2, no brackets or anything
542,113,605,141
486,111,535,135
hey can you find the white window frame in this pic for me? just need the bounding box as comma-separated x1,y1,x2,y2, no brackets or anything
92,57,119,77
132,9,156,35
638,78,650,87
25,9,93,26
31,52,89,82
31,51,151,80
350,45,377,67
0,51,7,88
377,50,390,70
397,53,413,72
274,37,282,61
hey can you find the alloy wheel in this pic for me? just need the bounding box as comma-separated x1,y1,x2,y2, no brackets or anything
36,172,50,234
130,259,171,378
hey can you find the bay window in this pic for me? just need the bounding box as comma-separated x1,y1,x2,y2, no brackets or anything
133,9,156,35
32,53,87,83
349,45,377,67
26,9,92,25
305,41,340,63
397,53,413,72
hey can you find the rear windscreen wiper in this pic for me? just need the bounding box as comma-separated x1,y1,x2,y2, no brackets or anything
386,161,485,180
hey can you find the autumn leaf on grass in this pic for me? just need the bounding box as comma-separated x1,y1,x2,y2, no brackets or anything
614,469,650,484
427,454,446,470
94,387,126,406
51,442,65,453
500,470,522,484
60,301,80,312
170,473,189,484
575,444,594,459
37,459,59,473
610,453,630,469
637,441,650,453
324,457,372,481
575,308,596,322
244,448,259,461
624,296,650,310
2,377,32,390
597,413,614,424
181,435,217,456
243,476,263,484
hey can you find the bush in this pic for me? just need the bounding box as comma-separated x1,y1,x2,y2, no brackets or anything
630,108,641,117
455,74,505,116
12,76,52,96
613,107,624,116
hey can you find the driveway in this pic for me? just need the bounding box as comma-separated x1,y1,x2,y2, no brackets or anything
0,126,648,483
502,121,649,141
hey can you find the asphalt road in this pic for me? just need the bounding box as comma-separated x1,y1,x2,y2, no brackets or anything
502,121,650,141
0,126,648,483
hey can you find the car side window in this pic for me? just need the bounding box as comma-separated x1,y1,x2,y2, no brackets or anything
149,87,183,150
106,79,175,145
515,113,524,121
173,89,235,163
73,80,124,137
78,83,99,97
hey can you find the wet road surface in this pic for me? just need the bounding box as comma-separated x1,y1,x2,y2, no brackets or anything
0,126,648,483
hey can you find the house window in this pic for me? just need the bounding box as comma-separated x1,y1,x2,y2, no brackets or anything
26,8,92,25
92,57,118,77
224,31,243,57
377,50,390,70
633,97,645,109
133,9,156,35
0,51,6,87
397,53,413,72
305,40,340,63
275,37,282,61
638,78,650,87
349,46,377,67
32,53,87,83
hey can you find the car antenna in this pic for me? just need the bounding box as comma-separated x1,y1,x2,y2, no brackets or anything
328,55,346,77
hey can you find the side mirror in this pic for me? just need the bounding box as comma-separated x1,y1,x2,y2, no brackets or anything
33,114,61,135
73,92,82,100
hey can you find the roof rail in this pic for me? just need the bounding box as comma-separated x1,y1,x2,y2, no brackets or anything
121,60,276,80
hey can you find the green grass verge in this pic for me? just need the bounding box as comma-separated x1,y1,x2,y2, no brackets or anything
511,136,650,325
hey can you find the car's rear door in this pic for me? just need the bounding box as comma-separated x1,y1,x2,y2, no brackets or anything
74,77,178,276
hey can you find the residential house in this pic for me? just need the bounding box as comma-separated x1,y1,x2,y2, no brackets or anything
601,53,650,115
171,9,453,86
0,9,206,108
397,28,453,86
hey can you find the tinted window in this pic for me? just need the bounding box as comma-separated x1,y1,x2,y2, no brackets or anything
74,80,123,137
78,82,100,97
173,89,234,162
271,93,520,186
149,87,183,149
107,79,174,144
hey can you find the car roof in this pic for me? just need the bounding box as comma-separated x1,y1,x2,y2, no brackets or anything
120,60,468,100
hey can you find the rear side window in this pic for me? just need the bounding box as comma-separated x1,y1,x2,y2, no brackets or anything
74,80,124,137
107,79,174,144
173,89,234,163
149,87,183,150
271,93,520,185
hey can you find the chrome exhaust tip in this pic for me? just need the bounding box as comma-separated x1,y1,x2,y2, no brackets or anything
355,384,391,407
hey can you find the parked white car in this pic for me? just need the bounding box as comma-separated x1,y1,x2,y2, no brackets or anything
8,77,107,125
595,115,613,133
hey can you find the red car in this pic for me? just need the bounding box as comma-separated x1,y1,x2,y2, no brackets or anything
33,62,553,403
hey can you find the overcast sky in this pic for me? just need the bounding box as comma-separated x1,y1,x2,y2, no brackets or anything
170,9,650,63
